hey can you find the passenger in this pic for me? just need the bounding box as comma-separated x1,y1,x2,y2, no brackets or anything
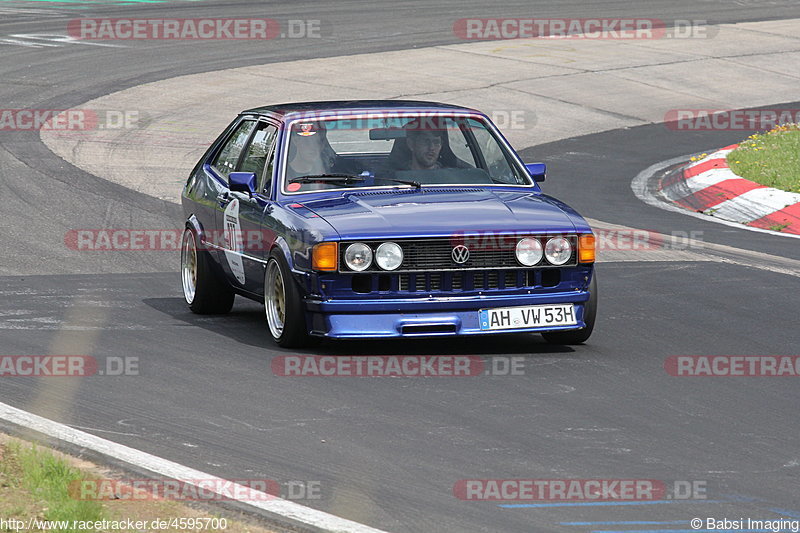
286,122,335,179
286,121,358,184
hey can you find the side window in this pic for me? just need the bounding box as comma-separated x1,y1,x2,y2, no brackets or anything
239,122,278,192
212,120,256,179
468,119,523,184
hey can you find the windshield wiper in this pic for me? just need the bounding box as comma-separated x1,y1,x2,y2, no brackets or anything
290,174,422,189
289,174,366,184
372,177,422,189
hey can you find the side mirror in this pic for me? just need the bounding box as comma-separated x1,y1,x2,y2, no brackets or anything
525,163,546,182
229,172,257,195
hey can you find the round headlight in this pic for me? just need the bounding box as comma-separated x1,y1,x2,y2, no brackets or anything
375,242,403,271
544,237,572,265
344,243,373,271
515,237,543,266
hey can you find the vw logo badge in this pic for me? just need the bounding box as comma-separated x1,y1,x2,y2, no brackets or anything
452,244,470,264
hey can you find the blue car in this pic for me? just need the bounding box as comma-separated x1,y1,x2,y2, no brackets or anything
180,100,597,347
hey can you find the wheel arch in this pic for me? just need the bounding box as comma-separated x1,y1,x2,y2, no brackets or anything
185,214,205,241
270,236,294,268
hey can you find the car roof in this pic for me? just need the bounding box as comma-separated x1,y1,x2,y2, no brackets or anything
241,100,482,119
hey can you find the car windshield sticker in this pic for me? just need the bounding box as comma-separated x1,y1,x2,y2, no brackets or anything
296,123,317,136
223,198,246,285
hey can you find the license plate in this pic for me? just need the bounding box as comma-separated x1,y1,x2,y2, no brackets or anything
479,304,577,331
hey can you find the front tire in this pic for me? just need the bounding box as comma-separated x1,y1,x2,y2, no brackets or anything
264,250,312,348
541,273,597,345
181,228,235,314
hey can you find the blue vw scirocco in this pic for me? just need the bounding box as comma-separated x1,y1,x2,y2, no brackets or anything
180,100,597,347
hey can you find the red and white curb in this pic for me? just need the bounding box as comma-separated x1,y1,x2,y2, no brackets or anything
659,144,800,235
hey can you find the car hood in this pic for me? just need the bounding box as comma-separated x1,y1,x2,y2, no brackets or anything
295,188,587,240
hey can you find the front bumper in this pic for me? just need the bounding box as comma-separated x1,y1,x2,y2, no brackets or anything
305,289,590,338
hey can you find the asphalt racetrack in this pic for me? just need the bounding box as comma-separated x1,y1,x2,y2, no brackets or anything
1,1,799,532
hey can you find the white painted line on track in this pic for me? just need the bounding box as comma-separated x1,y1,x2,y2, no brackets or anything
0,401,391,533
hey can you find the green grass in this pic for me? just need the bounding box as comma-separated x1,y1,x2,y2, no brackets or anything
727,124,800,194
1,437,279,533
9,442,106,531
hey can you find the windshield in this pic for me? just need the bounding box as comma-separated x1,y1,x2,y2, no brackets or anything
281,113,531,193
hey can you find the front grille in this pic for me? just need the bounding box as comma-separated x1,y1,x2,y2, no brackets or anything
346,268,567,294
402,240,518,270
339,236,578,272
396,270,532,292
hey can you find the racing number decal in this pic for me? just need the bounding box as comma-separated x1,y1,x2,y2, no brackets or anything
223,198,246,285
226,220,237,249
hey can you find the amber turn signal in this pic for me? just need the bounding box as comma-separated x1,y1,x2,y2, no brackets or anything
312,242,338,271
578,234,596,263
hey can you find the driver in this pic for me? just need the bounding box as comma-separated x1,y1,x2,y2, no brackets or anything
406,128,445,170
384,118,453,173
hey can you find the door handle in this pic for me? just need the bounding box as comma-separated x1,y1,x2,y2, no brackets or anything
216,191,231,207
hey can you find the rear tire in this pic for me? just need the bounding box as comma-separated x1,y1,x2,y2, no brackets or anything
264,250,313,348
541,273,597,345
181,228,235,314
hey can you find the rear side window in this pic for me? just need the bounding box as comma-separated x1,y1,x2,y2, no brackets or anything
212,120,256,179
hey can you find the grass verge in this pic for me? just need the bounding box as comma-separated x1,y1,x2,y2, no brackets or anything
0,434,280,533
727,123,800,194
2,440,105,531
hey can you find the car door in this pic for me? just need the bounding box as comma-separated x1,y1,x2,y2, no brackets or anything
214,119,279,294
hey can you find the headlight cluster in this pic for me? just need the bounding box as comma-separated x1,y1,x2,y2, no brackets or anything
544,237,572,265
344,242,403,271
515,236,575,266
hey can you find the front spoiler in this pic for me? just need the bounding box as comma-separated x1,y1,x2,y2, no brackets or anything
305,290,590,338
